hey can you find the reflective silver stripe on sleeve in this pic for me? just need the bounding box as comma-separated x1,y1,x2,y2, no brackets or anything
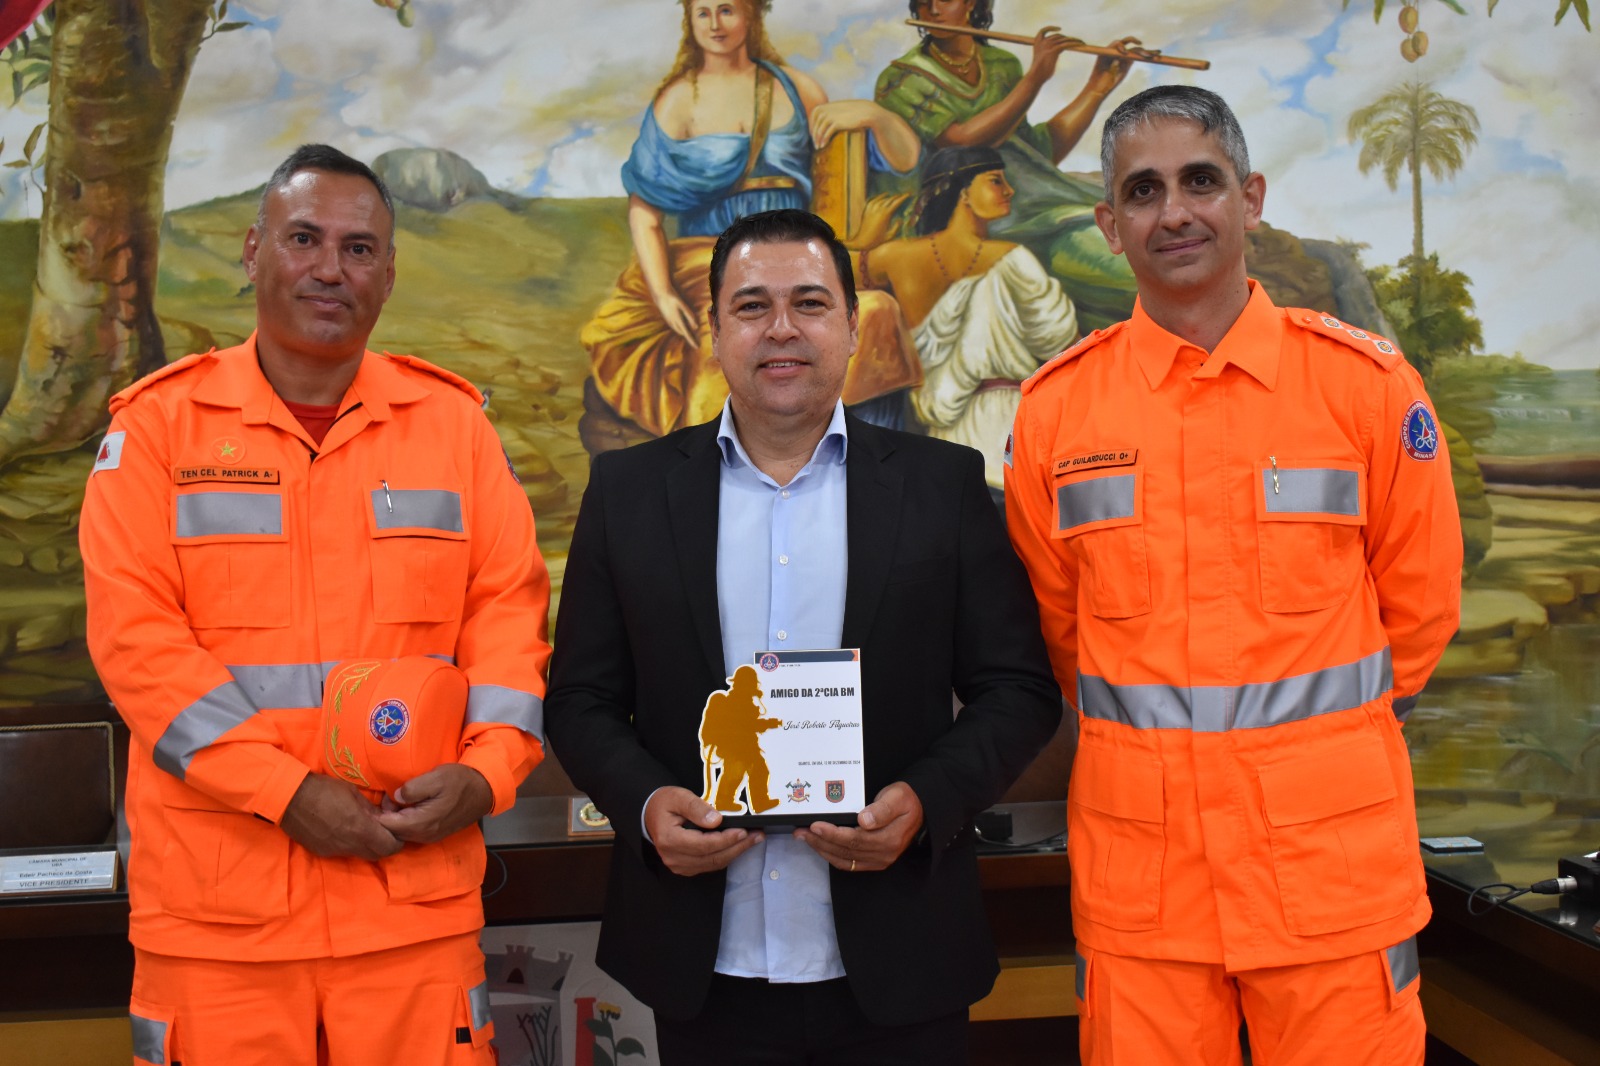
175,492,282,537
157,658,468,775
467,685,545,740
229,658,457,710
228,662,333,710
130,1012,167,1064
1262,467,1360,516
371,489,463,532
1057,474,1135,533
153,681,261,777
1079,647,1392,732
1386,936,1419,993
1074,951,1086,1001
468,980,492,1031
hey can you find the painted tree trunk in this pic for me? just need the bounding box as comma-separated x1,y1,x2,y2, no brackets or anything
1410,142,1424,264
1409,134,1424,321
0,0,212,468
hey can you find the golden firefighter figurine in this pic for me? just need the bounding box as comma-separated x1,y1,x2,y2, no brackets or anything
699,664,783,815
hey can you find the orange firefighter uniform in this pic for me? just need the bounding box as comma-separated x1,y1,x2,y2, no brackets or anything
80,336,551,1063
1005,282,1461,1064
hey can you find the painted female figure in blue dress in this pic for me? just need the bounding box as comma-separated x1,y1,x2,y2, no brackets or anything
580,0,922,447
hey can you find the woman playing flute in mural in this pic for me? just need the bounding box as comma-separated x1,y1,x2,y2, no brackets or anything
580,0,923,448
875,0,1140,330
861,147,1077,498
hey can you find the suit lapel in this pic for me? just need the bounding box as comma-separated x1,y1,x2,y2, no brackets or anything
841,416,902,649
667,423,728,680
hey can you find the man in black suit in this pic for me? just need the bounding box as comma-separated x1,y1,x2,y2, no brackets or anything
545,209,1060,1065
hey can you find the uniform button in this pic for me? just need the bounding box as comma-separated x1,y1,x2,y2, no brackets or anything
778,554,789,565
777,629,788,641
781,489,791,499
769,869,780,881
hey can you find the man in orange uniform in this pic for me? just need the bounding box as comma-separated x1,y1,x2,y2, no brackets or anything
79,145,551,1065
1005,87,1462,1065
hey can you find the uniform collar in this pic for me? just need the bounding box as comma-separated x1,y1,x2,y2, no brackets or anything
1128,279,1282,391
189,332,431,424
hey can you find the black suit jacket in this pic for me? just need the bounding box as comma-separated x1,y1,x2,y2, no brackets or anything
544,414,1060,1025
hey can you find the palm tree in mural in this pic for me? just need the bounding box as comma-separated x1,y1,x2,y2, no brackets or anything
1347,81,1480,266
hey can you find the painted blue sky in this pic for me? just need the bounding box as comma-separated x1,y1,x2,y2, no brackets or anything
1,0,1595,367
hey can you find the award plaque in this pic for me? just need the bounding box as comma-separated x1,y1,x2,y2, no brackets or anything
696,649,864,827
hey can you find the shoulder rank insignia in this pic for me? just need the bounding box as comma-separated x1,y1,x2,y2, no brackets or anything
1291,311,1403,369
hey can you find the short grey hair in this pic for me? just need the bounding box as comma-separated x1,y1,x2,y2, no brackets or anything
1099,86,1251,203
255,143,396,240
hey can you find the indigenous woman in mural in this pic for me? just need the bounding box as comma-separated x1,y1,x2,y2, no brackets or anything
875,0,1138,330
861,147,1077,495
580,0,922,448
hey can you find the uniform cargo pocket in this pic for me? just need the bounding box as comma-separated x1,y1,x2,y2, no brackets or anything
1258,733,1420,936
380,824,485,903
1068,742,1165,930
1255,461,1366,614
459,979,494,1048
156,778,290,924
129,996,178,1065
1054,471,1151,619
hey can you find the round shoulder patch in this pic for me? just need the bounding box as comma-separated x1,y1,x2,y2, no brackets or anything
1402,401,1439,461
369,699,410,745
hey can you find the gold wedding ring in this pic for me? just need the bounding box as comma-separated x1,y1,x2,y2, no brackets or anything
850,859,857,872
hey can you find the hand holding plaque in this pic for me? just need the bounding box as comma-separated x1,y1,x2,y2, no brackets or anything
794,781,925,873
696,650,865,826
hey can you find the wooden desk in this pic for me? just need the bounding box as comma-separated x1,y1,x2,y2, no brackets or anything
1419,849,1600,1066
479,798,1075,1024
17,795,1600,1066
0,799,1072,1020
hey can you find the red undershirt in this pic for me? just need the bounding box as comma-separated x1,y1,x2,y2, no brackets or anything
282,399,341,446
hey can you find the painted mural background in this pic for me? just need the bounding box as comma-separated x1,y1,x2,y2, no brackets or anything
0,0,1596,888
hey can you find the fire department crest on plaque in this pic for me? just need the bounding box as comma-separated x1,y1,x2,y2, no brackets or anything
825,780,845,803
787,779,811,803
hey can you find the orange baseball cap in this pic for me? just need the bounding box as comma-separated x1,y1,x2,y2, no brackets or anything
321,656,468,796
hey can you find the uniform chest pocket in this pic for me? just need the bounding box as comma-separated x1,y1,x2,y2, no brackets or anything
369,488,469,624
1053,470,1150,619
1256,462,1366,614
171,491,290,629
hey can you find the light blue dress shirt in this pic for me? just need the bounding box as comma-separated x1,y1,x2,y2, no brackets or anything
711,399,849,982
